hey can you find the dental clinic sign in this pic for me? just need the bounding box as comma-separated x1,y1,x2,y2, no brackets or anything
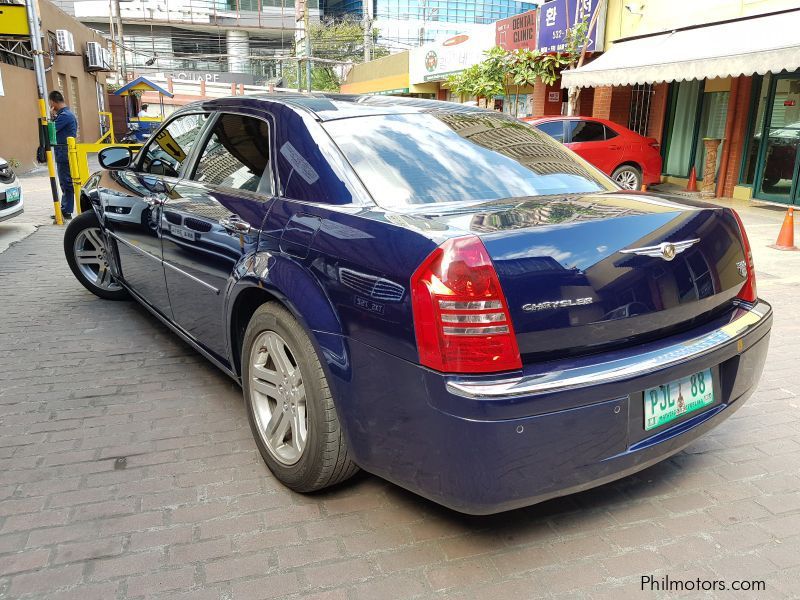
409,25,496,84
537,0,606,53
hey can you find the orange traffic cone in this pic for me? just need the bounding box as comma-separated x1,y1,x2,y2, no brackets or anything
769,207,799,251
686,167,698,192
641,184,648,192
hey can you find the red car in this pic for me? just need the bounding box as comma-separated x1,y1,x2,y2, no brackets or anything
523,116,662,190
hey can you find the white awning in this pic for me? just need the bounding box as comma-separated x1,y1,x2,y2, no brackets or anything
561,9,800,89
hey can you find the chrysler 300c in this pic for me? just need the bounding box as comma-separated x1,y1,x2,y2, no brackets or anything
63,95,771,514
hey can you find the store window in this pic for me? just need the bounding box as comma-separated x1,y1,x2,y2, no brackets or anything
663,80,729,180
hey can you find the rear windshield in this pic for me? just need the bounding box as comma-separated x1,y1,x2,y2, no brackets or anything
324,112,613,208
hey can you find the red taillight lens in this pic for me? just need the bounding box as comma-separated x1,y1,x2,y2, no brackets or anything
410,236,522,373
732,210,757,303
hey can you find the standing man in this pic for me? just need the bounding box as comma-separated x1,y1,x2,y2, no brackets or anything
48,90,78,220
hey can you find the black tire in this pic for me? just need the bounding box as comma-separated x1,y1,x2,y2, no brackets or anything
611,165,643,190
242,302,358,492
64,210,129,301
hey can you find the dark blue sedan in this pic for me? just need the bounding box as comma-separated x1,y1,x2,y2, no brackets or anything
64,94,771,514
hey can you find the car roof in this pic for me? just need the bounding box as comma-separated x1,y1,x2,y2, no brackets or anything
189,92,488,122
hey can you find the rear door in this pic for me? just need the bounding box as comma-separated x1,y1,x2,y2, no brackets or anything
102,112,210,315
566,120,618,175
161,111,275,361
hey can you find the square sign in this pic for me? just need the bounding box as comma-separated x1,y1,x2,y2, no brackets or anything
537,0,606,54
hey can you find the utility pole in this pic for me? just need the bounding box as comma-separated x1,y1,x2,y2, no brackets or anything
303,1,311,92
112,0,127,81
362,0,372,62
107,0,118,78
24,0,63,225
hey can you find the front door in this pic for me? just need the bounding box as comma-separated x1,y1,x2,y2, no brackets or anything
754,74,800,204
161,112,275,362
103,112,210,313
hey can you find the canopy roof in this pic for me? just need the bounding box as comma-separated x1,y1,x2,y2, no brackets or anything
561,9,800,89
114,77,174,98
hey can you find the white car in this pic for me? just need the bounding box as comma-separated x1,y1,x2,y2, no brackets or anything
0,157,23,222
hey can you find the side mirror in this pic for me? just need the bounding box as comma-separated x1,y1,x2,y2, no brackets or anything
98,147,133,170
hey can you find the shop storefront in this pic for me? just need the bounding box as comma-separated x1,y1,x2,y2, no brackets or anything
561,8,800,200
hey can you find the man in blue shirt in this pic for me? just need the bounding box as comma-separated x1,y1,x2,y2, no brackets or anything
48,90,78,219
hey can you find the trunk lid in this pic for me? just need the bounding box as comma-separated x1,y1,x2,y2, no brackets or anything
430,192,748,361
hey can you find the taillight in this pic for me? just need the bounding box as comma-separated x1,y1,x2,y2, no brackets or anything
732,210,757,303
410,236,522,373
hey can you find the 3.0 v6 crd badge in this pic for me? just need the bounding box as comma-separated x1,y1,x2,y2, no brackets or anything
522,298,594,312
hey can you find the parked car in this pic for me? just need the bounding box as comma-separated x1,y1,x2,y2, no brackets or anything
63,95,771,515
0,157,23,222
522,116,663,190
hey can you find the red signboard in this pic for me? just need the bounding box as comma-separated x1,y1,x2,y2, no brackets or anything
495,9,538,51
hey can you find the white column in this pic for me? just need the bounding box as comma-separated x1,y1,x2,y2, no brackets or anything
227,29,250,74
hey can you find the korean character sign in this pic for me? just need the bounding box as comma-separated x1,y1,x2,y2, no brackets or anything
536,0,604,54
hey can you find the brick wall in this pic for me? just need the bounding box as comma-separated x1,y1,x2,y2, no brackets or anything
578,87,594,116
531,78,563,116
719,76,753,198
647,83,669,144
591,85,632,127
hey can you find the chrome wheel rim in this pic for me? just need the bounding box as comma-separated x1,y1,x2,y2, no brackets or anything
73,227,121,291
249,331,307,465
614,169,639,190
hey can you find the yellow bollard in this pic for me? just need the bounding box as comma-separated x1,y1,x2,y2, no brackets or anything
67,137,82,215
39,99,63,225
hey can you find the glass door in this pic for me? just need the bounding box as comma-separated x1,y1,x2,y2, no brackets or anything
754,75,800,204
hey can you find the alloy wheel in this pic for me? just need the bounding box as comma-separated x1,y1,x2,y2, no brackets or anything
614,169,640,190
249,331,308,465
73,227,122,292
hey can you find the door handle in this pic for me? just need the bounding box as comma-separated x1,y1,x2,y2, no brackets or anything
220,215,253,235
143,194,166,207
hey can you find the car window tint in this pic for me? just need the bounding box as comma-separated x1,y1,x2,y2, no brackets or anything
192,114,271,194
604,125,619,140
325,112,612,207
140,113,208,177
275,112,356,204
535,121,565,142
569,120,606,143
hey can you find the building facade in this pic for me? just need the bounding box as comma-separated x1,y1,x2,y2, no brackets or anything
325,0,536,49
52,0,321,82
0,0,110,170
563,0,800,203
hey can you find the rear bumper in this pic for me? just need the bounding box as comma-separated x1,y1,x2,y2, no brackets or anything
331,301,771,514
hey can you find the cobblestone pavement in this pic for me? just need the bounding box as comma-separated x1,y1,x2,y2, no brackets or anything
0,180,799,599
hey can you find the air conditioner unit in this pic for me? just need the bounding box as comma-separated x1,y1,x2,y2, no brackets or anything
55,30,75,54
85,42,104,71
101,48,112,70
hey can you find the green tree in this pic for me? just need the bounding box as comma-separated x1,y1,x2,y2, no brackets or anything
285,17,388,91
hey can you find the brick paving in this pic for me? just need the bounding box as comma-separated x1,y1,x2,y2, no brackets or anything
0,181,799,599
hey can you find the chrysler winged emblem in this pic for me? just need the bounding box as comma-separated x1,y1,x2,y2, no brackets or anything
620,238,700,261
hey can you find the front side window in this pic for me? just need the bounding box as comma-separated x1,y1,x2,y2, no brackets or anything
140,113,208,177
191,113,272,194
568,120,606,143
325,112,612,207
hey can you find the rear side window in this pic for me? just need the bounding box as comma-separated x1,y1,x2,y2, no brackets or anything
140,113,208,177
191,113,272,194
568,120,606,143
535,121,565,143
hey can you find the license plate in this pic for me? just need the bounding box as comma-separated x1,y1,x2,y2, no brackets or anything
6,187,20,202
169,225,196,241
644,368,714,431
